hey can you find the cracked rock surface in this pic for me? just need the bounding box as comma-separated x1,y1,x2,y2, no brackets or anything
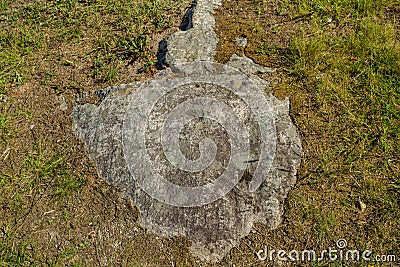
72,0,302,262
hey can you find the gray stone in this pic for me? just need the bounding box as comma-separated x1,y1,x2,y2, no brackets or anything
72,0,302,262
159,0,222,66
227,54,275,75
72,63,302,262
235,37,248,47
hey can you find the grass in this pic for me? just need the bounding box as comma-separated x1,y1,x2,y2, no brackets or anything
0,114,13,143
0,0,398,266
0,0,193,266
215,0,399,265
0,0,186,94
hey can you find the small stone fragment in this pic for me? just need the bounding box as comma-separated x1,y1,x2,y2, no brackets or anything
235,37,248,47
356,200,367,212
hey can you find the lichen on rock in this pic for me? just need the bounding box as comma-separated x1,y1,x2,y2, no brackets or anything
72,0,302,262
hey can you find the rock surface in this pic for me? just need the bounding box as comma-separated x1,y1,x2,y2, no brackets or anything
72,0,302,262
159,0,222,66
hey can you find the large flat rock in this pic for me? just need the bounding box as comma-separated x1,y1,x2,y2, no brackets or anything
72,0,302,262
72,62,302,262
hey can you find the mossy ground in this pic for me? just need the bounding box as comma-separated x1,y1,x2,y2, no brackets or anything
0,0,399,266
215,0,399,266
0,1,198,266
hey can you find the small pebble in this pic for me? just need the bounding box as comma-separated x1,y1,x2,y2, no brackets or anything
356,200,366,212
235,37,247,47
